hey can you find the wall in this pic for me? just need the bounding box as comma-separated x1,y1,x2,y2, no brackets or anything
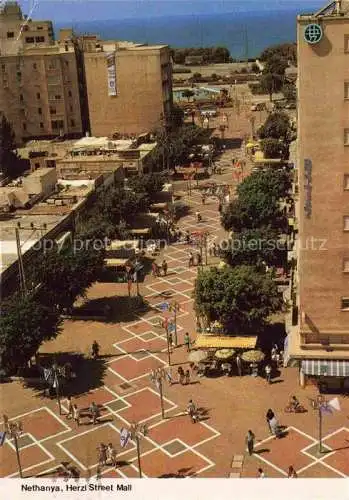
297,17,349,337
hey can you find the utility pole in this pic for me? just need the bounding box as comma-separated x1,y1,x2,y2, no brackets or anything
150,368,167,419
129,423,148,478
3,415,23,478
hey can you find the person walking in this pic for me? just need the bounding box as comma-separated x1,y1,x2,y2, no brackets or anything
177,366,185,385
265,364,272,384
168,331,174,352
202,194,206,205
162,259,168,276
185,230,191,244
287,465,298,478
246,430,255,456
107,443,117,468
236,354,243,376
187,400,198,423
97,443,107,468
269,416,282,438
188,251,194,268
90,401,99,425
185,369,190,385
72,404,80,426
92,340,100,359
151,262,157,277
184,332,191,352
196,252,202,266
266,409,275,434
257,468,266,478
166,369,173,386
66,396,74,419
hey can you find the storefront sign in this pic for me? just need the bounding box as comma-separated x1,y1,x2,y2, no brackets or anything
304,159,312,218
106,52,117,96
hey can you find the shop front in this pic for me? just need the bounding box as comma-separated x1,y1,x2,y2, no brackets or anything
300,359,349,393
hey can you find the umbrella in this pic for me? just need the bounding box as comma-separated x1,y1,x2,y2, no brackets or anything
215,349,236,360
188,350,209,363
241,350,265,363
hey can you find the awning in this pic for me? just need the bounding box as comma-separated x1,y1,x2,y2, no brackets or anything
301,359,349,377
129,228,151,235
194,334,257,350
104,258,130,268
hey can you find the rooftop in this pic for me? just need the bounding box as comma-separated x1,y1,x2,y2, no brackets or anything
298,0,349,18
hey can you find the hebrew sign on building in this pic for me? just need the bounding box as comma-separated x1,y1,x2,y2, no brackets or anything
106,52,117,96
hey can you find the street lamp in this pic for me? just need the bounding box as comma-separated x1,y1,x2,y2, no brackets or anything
150,367,167,419
169,301,180,346
3,415,23,477
129,423,148,478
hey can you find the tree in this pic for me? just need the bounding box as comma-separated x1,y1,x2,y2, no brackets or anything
182,89,195,102
166,104,184,129
260,72,284,101
221,168,291,232
282,83,297,102
194,265,284,334
264,55,288,76
260,138,288,159
0,294,60,375
260,43,297,67
127,172,166,198
258,112,291,141
222,227,285,268
34,244,105,312
0,114,27,179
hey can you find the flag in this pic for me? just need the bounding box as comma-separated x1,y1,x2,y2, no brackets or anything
160,302,169,312
120,428,130,448
167,322,175,333
328,397,341,412
0,432,6,446
320,403,333,416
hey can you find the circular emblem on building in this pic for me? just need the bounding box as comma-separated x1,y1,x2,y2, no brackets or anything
304,24,323,44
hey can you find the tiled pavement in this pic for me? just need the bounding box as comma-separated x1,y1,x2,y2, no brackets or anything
1,155,349,479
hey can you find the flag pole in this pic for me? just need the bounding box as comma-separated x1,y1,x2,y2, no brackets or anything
318,405,323,454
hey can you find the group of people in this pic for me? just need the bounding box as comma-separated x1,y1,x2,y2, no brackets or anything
97,442,118,469
66,397,100,427
188,250,202,267
151,259,168,277
257,466,297,478
177,366,191,385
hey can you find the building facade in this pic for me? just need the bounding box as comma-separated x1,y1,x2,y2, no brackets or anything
287,0,349,390
83,40,173,137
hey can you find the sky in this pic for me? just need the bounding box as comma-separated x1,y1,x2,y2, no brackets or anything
13,0,324,23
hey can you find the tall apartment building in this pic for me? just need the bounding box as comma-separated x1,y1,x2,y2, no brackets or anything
83,38,173,137
0,3,89,144
287,0,349,390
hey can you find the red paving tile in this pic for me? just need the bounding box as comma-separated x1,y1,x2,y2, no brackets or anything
108,356,165,381
149,415,217,447
120,388,174,423
298,462,342,478
125,321,152,334
254,428,314,474
71,387,117,409
18,408,67,441
0,443,51,476
322,429,349,476
139,449,210,477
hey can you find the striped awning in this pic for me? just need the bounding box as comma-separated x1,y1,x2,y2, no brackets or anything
301,359,349,377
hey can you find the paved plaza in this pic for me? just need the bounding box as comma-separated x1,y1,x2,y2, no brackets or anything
1,153,349,480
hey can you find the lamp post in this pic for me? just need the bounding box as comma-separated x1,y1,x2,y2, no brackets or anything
3,415,23,477
51,362,62,415
169,301,180,346
150,368,167,419
129,423,148,478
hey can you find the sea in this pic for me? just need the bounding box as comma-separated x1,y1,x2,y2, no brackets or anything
55,9,305,59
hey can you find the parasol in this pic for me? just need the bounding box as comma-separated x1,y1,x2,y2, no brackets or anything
214,348,236,360
188,350,209,363
241,350,265,363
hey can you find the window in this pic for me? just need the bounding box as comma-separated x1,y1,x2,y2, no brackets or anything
341,298,349,310
38,107,42,115
69,105,73,112
16,71,22,80
65,60,69,67
49,106,56,115
344,216,349,231
35,162,40,169
70,119,75,127
68,90,72,97
345,129,349,146
345,35,349,53
25,37,34,43
35,36,45,43
55,94,61,100
22,123,27,131
33,63,37,70
343,259,349,273
36,92,40,99
23,25,29,32
1,64,5,72
7,32,14,39
19,94,23,102
48,61,56,69
51,120,64,130
40,122,44,129
345,82,349,100
37,26,43,31
344,175,349,190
